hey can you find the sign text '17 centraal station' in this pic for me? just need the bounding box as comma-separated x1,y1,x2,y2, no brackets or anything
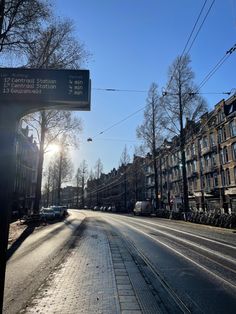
0,68,91,111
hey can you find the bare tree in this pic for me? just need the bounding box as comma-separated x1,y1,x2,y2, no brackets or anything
94,158,103,206
136,83,166,210
0,0,50,54
119,145,130,211
24,18,89,69
163,54,207,212
50,141,73,205
94,158,103,179
75,160,88,208
120,145,130,166
24,111,82,212
22,18,90,213
43,162,54,207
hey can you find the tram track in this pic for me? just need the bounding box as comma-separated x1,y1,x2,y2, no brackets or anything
104,214,236,311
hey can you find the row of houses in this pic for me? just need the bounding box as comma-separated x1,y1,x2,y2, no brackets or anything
86,94,236,214
12,125,39,218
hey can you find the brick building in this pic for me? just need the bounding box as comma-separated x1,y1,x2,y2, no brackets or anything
86,156,146,212
13,125,39,217
156,94,236,214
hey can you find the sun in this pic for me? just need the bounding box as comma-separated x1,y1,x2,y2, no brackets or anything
47,144,60,155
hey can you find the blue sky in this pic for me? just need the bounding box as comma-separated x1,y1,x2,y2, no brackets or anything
54,0,236,175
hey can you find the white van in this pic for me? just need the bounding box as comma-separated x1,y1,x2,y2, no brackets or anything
133,201,153,216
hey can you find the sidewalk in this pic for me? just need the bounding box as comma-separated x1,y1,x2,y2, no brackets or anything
8,221,27,246
19,217,161,314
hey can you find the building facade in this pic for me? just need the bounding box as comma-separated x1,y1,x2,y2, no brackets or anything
157,94,236,214
86,156,147,212
13,125,39,217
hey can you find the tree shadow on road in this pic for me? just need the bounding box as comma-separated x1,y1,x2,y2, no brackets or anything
7,223,38,261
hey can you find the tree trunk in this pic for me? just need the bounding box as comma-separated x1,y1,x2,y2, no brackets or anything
159,153,163,208
179,91,189,213
124,168,127,211
57,150,63,205
33,111,46,213
152,99,159,210
81,175,84,208
76,184,79,208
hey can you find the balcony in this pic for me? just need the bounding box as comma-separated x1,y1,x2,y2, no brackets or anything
186,152,198,161
187,171,199,178
201,145,217,156
201,146,210,155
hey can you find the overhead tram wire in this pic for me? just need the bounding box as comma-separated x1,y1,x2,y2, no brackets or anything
185,0,215,55
162,43,236,100
181,0,209,56
87,105,146,141
87,85,232,143
198,43,236,90
164,0,214,93
93,88,147,93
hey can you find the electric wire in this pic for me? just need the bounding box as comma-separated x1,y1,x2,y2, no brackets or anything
198,44,236,90
93,88,147,93
88,1,231,149
88,105,145,140
185,0,215,55
181,0,208,56
164,0,214,93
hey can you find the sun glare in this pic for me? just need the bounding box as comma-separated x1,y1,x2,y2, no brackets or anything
47,144,60,155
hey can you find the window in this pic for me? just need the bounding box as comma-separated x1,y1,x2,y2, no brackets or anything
225,168,231,186
209,133,215,147
206,174,211,189
191,143,195,156
200,176,204,190
221,170,226,186
230,120,236,137
213,173,218,187
203,136,208,148
211,153,217,166
205,155,210,167
199,139,203,151
218,129,222,143
218,111,224,123
223,147,229,163
223,126,227,141
187,163,191,175
220,147,229,164
186,146,190,156
231,142,236,160
200,157,204,170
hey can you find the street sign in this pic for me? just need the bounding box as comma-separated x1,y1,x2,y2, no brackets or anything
0,68,91,110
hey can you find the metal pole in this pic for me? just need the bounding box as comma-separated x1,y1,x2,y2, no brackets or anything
0,105,19,313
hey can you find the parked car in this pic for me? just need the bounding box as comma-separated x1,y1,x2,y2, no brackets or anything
50,206,67,218
111,205,116,212
40,207,56,221
107,205,116,212
133,201,153,216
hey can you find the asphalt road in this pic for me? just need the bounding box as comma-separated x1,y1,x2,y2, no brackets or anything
99,211,236,313
4,210,85,314
4,210,236,314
